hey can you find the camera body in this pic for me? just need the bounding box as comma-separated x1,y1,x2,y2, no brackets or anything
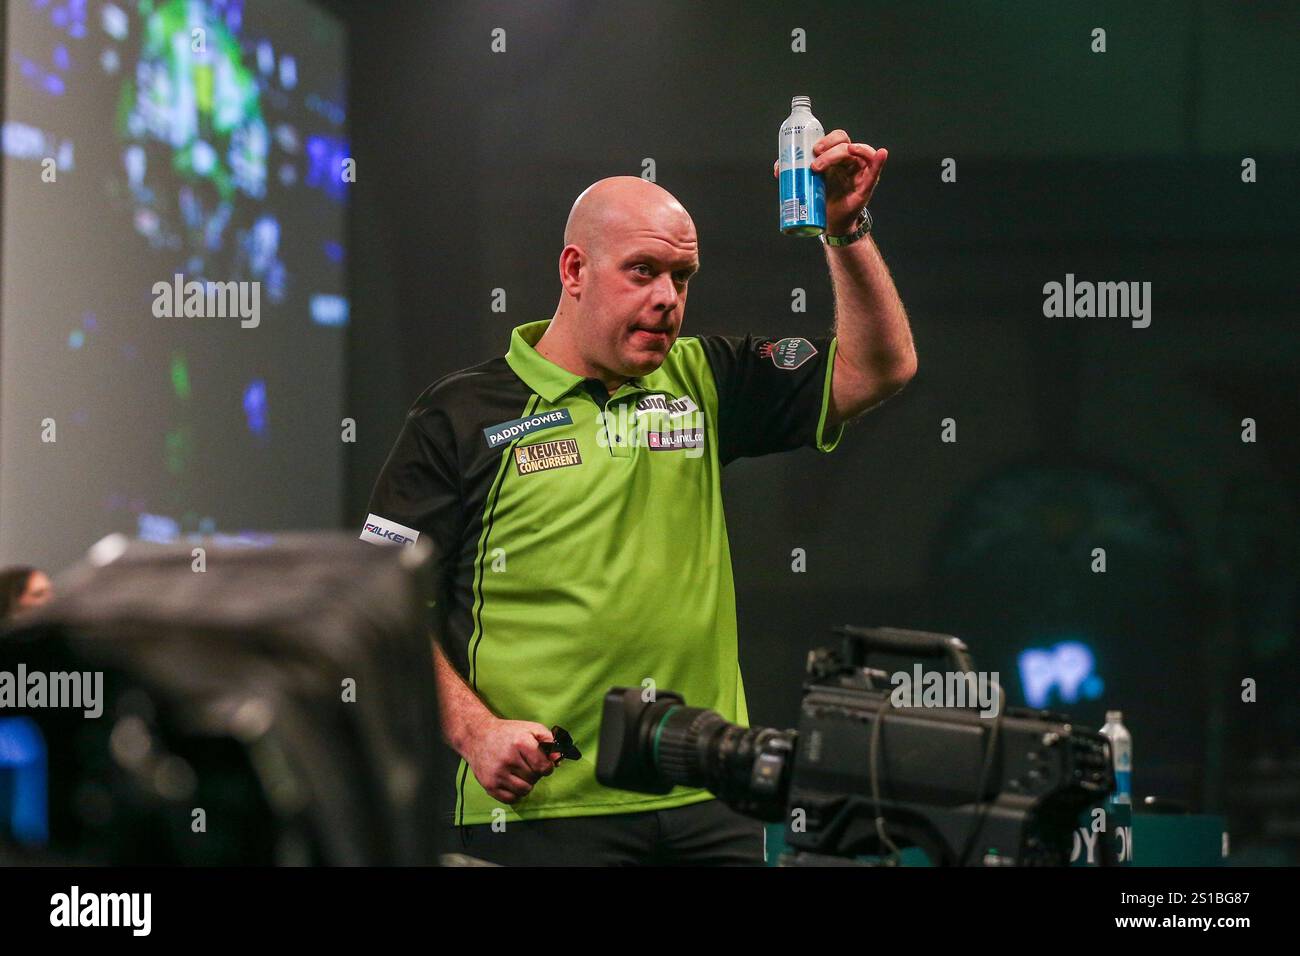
597,626,1114,866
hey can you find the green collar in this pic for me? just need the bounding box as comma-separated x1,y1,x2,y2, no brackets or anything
506,319,649,404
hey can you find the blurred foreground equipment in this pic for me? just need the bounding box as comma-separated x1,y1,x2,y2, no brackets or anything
0,532,445,865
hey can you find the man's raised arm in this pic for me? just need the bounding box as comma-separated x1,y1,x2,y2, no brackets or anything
774,132,918,427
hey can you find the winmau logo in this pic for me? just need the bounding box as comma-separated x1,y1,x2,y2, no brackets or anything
634,393,698,418
50,886,151,936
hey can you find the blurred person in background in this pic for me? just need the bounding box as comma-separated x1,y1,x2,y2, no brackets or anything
0,566,53,621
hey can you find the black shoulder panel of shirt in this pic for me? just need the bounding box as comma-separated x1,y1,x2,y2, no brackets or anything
365,355,538,676
695,332,836,465
366,355,534,569
401,356,538,478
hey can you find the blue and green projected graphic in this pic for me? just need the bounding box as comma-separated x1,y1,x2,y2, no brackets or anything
2,0,349,570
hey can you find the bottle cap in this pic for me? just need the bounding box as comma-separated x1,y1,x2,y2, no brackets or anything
1106,710,1123,722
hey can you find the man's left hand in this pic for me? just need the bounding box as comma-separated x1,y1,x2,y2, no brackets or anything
772,130,888,235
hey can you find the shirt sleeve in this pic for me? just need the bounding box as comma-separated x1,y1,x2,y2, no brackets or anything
362,403,463,638
697,333,844,465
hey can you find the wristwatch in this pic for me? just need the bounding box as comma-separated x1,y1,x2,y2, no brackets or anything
820,204,873,247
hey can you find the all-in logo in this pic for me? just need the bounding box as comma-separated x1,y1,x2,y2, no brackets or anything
758,337,818,370
647,427,703,451
515,438,582,476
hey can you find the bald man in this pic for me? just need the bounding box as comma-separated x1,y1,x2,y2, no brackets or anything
365,137,914,865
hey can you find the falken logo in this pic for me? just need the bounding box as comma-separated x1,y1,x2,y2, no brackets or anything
483,408,573,448
759,337,818,370
359,514,419,547
633,393,698,418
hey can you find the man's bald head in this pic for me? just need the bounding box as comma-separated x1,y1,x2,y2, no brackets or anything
541,176,700,389
563,176,696,264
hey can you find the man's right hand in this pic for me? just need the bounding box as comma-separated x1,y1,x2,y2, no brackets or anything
462,717,564,804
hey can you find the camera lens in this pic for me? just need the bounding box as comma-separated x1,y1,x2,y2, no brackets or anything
646,705,794,822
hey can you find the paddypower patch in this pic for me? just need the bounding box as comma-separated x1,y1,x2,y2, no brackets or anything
483,408,573,449
759,337,818,371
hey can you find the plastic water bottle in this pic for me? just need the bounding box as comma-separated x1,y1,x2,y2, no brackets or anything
1100,710,1133,864
778,95,826,236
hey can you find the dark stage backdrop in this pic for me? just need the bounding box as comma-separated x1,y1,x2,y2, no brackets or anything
332,0,1298,862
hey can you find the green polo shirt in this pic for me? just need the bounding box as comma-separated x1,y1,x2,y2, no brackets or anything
364,319,843,825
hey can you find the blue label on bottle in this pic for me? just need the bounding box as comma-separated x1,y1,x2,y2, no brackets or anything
779,167,826,232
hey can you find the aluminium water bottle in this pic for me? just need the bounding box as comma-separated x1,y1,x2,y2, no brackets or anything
778,95,826,236
1100,710,1133,864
